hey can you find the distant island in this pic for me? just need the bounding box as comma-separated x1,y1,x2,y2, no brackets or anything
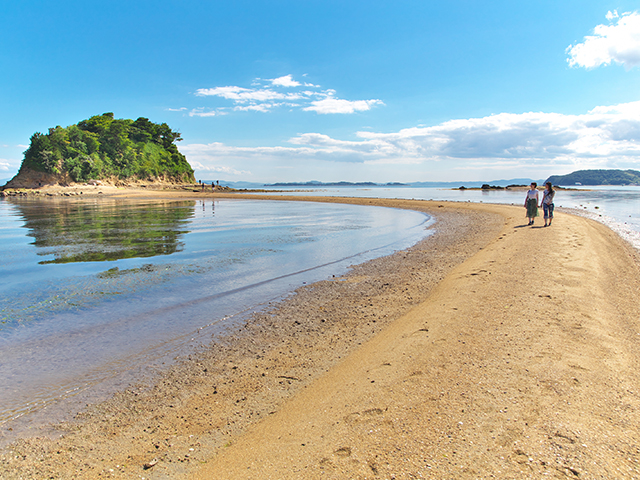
264,181,408,187
4,113,194,188
546,169,640,186
257,179,545,189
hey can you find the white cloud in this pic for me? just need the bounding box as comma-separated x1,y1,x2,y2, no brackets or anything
166,107,187,112
270,75,300,87
353,103,640,161
181,101,640,172
195,85,303,103
567,11,640,69
0,160,11,171
192,75,383,115
188,161,250,176
234,103,283,112
304,97,384,114
189,108,220,117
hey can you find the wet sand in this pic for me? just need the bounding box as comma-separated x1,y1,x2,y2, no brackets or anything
1,190,640,479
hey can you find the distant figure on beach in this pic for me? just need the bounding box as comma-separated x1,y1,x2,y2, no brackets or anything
524,182,539,225
540,182,555,227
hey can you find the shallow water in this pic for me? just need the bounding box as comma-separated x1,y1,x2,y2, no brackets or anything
256,186,640,248
0,198,431,436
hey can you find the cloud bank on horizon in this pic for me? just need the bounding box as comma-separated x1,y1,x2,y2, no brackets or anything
184,100,640,171
180,11,640,182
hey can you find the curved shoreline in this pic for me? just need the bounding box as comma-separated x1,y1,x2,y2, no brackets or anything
197,198,640,479
0,197,430,437
2,192,640,478
0,194,503,478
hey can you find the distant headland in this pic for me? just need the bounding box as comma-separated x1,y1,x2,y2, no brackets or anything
3,113,195,189
545,169,640,186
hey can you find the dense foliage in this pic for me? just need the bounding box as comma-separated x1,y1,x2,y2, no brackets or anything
546,169,640,186
21,113,194,183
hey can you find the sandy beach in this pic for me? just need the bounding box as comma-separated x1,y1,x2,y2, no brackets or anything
1,190,640,479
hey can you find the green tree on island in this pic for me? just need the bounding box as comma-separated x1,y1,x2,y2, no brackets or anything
12,113,194,185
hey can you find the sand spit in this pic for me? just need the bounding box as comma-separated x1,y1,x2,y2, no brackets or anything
1,191,640,479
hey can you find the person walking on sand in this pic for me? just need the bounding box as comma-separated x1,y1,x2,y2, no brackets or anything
524,182,539,225
540,181,555,227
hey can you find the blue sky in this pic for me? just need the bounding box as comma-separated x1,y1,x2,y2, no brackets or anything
2,1,640,183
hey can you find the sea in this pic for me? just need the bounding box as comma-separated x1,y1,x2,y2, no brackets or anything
0,197,431,442
1,185,639,444
253,185,640,249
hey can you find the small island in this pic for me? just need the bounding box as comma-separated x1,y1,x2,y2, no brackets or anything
545,169,640,186
3,113,195,189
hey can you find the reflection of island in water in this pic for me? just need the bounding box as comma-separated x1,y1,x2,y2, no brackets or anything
12,199,196,264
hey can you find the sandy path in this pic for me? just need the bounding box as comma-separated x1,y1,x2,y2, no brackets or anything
196,204,640,479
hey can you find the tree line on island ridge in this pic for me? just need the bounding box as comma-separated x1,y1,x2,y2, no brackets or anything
545,169,640,186
16,113,194,184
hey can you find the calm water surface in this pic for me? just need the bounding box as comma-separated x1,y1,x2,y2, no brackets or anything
256,186,640,247
0,198,431,437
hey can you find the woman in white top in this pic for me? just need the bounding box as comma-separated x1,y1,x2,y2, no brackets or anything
524,182,539,225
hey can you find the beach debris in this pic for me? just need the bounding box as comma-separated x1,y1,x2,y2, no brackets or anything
143,458,158,469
